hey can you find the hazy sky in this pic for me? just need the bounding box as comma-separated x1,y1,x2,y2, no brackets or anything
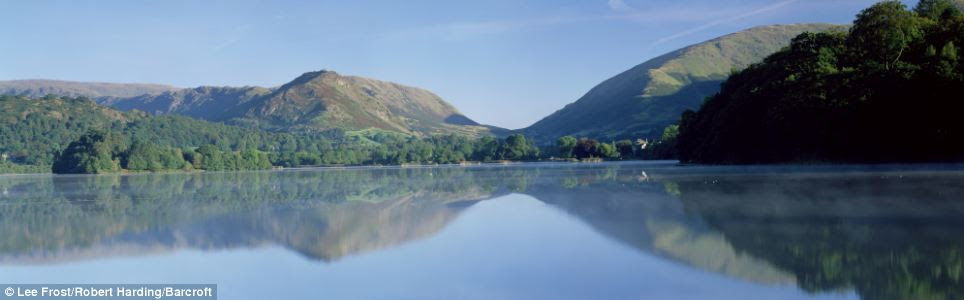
0,0,898,129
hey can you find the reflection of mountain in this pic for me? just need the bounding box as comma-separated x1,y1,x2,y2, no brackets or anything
3,163,964,300
256,193,489,261
668,171,964,300
0,168,513,264
520,167,795,284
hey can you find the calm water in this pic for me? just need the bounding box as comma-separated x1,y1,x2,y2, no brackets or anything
1,161,962,300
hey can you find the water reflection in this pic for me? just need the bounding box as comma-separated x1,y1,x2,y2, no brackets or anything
1,163,962,299
666,169,964,300
0,168,515,263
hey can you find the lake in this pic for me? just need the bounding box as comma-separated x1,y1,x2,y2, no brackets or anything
0,161,962,300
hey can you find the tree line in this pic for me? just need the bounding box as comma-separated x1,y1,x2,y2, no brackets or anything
553,124,679,160
51,131,273,174
48,130,549,174
1,94,665,174
270,133,542,167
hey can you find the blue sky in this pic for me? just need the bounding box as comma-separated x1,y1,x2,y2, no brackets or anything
0,0,895,129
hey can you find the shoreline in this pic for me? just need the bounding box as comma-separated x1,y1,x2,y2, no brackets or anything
0,160,677,176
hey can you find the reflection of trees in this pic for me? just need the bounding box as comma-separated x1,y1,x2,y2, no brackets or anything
0,168,517,263
670,172,964,300
0,164,802,284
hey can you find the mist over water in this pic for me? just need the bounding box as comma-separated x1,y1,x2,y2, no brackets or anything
0,162,961,300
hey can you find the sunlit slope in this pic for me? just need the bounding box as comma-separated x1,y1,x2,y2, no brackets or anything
524,24,845,141
104,70,503,137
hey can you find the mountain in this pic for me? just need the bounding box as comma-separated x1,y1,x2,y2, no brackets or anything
227,70,492,135
1,71,502,137
523,23,846,142
105,70,502,136
0,79,177,99
103,86,271,121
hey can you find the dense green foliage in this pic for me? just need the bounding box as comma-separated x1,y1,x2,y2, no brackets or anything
552,124,679,160
0,161,49,174
190,144,271,171
272,133,541,167
51,131,125,174
0,95,128,165
679,1,964,163
554,136,621,160
0,95,310,167
51,131,272,174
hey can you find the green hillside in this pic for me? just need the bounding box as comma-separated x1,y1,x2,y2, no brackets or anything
523,23,846,142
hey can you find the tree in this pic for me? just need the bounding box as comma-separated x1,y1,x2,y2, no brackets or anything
599,142,619,159
51,131,123,174
615,140,636,159
196,144,224,171
500,134,530,160
848,1,923,70
474,136,500,161
124,140,163,171
159,148,188,170
573,138,600,159
661,125,680,142
915,0,960,19
557,136,577,158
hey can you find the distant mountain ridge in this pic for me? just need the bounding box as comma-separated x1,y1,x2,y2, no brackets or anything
0,79,177,99
523,23,847,142
103,85,272,122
